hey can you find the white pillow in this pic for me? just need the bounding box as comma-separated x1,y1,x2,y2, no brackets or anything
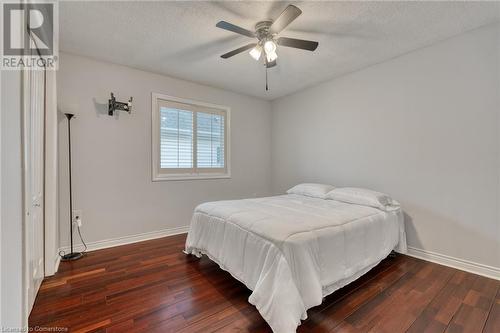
286,183,335,199
325,187,399,211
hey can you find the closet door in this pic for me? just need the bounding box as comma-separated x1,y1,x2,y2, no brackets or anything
24,65,46,314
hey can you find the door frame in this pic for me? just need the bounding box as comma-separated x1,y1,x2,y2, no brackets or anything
22,62,47,316
43,68,58,277
21,39,59,322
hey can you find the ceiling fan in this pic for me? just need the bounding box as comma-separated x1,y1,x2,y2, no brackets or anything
216,4,319,79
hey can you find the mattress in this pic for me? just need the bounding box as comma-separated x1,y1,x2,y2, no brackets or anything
184,194,407,333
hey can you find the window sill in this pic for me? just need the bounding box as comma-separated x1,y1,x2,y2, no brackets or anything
152,173,231,182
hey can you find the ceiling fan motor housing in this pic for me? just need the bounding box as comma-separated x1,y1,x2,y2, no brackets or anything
255,20,274,41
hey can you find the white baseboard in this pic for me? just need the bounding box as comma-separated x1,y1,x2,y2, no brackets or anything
406,246,500,280
58,226,190,258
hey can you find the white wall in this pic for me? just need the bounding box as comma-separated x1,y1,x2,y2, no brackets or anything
1,70,25,328
57,53,272,248
271,24,500,270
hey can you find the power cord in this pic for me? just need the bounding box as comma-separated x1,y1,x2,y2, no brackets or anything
58,221,88,257
76,223,88,253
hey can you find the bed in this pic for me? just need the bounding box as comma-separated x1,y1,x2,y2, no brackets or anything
184,189,407,333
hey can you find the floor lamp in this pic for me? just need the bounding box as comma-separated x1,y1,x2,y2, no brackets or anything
61,113,83,261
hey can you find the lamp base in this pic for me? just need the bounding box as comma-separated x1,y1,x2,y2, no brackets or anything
61,252,84,261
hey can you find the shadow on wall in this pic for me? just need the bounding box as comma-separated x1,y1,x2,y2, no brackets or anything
93,97,123,119
403,211,417,246
403,207,499,267
57,108,67,124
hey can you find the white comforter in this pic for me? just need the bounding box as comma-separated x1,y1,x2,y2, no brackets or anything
184,194,407,333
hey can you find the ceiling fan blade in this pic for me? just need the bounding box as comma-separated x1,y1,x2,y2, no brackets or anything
277,37,318,51
216,21,255,38
266,59,277,68
269,5,302,34
220,43,257,59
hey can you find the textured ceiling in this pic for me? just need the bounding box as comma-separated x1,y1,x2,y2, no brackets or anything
60,1,500,100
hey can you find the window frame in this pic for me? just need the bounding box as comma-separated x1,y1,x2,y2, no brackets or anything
151,93,231,181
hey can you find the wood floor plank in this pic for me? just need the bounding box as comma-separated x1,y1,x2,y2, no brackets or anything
406,270,478,333
444,276,499,333
483,286,500,333
28,234,499,333
297,256,420,333
334,261,455,332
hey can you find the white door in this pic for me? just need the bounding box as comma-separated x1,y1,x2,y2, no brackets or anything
24,65,46,313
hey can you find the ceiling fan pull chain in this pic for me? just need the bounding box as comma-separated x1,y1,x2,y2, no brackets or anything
265,64,269,91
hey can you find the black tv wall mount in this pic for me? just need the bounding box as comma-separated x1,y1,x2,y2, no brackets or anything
108,92,133,116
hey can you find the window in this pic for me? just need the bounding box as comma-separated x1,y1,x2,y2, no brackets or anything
152,93,230,181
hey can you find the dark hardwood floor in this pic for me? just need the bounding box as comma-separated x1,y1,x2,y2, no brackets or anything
29,234,499,333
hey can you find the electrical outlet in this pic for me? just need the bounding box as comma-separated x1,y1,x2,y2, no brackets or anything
73,209,83,226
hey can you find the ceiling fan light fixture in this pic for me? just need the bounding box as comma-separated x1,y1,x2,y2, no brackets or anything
266,50,278,62
263,40,277,55
249,45,262,61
